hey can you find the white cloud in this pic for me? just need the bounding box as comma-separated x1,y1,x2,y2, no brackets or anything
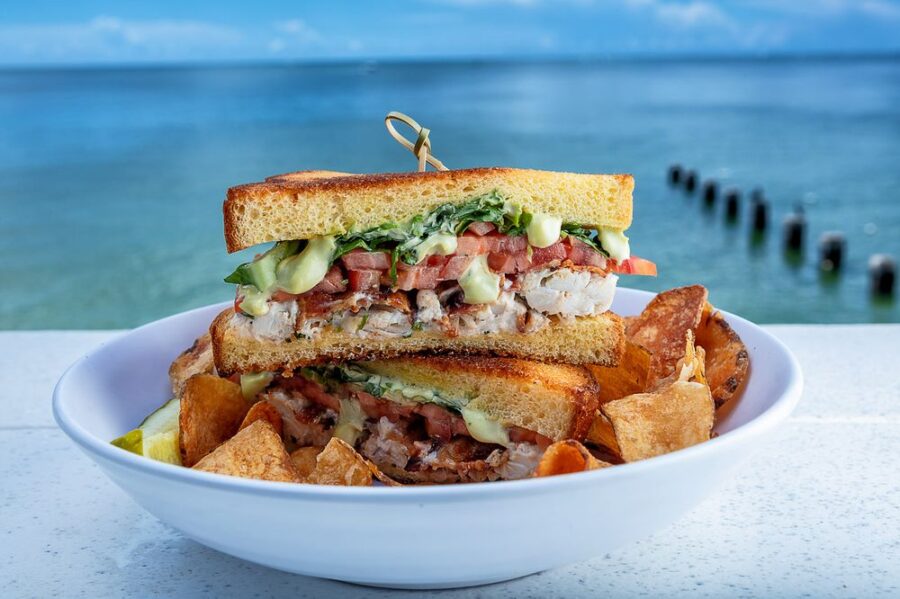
859,0,900,19
654,2,733,29
430,0,598,7
274,19,323,44
434,0,540,6
0,16,243,63
745,0,900,19
267,19,325,55
621,1,794,50
623,0,735,30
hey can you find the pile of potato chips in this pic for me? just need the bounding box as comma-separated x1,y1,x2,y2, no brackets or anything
146,285,750,486
174,374,399,485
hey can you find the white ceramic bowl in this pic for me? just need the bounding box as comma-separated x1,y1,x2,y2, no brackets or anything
53,288,802,589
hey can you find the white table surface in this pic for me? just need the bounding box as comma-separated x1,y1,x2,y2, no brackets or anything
1,325,898,598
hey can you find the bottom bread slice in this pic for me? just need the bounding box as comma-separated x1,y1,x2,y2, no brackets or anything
210,308,624,373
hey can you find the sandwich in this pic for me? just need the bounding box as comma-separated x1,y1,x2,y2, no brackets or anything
212,168,656,373
247,355,599,483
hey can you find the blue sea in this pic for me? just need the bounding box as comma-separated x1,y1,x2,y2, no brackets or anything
1,58,898,328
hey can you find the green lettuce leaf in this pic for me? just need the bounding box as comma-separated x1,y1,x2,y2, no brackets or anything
560,223,610,257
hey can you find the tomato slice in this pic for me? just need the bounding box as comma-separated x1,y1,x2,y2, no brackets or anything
610,256,657,276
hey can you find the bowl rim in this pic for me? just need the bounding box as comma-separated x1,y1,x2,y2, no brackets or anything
52,289,803,503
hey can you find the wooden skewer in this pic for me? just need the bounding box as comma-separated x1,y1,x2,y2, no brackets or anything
384,111,449,172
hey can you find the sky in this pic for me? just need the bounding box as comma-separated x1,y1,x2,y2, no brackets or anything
1,0,899,66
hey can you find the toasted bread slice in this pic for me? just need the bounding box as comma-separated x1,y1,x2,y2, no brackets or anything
362,355,599,442
210,308,624,373
265,170,353,184
224,168,633,252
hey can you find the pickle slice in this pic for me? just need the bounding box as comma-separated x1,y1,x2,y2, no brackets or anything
111,398,181,465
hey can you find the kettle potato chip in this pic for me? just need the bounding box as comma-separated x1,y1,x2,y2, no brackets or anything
193,420,301,482
601,380,714,462
655,330,707,389
696,305,750,407
307,437,373,486
293,442,401,486
290,446,324,479
239,400,283,437
179,374,250,467
625,285,708,386
585,412,621,457
587,340,652,404
534,440,611,477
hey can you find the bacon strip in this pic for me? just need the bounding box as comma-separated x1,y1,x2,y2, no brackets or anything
439,255,473,280
279,377,341,412
393,264,441,291
466,221,496,236
314,265,347,293
564,237,607,268
341,250,391,270
455,233,529,256
487,252,529,274
348,269,380,292
532,241,568,265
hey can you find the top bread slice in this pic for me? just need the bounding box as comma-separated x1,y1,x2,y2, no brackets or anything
224,168,634,252
361,355,599,442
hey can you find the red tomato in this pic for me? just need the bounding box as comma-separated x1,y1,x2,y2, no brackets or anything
610,256,657,276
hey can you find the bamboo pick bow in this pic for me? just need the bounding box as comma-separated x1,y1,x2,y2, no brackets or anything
384,111,449,172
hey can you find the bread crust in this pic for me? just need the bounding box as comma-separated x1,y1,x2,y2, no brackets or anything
224,167,634,252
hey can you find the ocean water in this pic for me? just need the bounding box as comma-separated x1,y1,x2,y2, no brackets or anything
1,58,898,329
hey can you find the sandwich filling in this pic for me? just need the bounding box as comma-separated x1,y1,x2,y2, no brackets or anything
251,365,549,483
226,191,655,342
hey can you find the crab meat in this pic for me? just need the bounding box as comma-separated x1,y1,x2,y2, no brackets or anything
333,308,413,338
486,442,543,480
234,301,298,341
453,291,528,336
416,289,445,325
521,268,618,318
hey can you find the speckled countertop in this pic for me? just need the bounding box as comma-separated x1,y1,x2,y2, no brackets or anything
2,326,899,598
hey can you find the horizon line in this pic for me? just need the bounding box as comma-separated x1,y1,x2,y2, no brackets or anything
2,50,899,73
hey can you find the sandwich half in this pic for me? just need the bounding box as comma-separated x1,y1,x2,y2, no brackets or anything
248,355,599,483
213,168,655,372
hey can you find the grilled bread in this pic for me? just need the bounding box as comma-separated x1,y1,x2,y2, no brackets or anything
362,355,599,442
224,168,633,252
210,307,625,372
